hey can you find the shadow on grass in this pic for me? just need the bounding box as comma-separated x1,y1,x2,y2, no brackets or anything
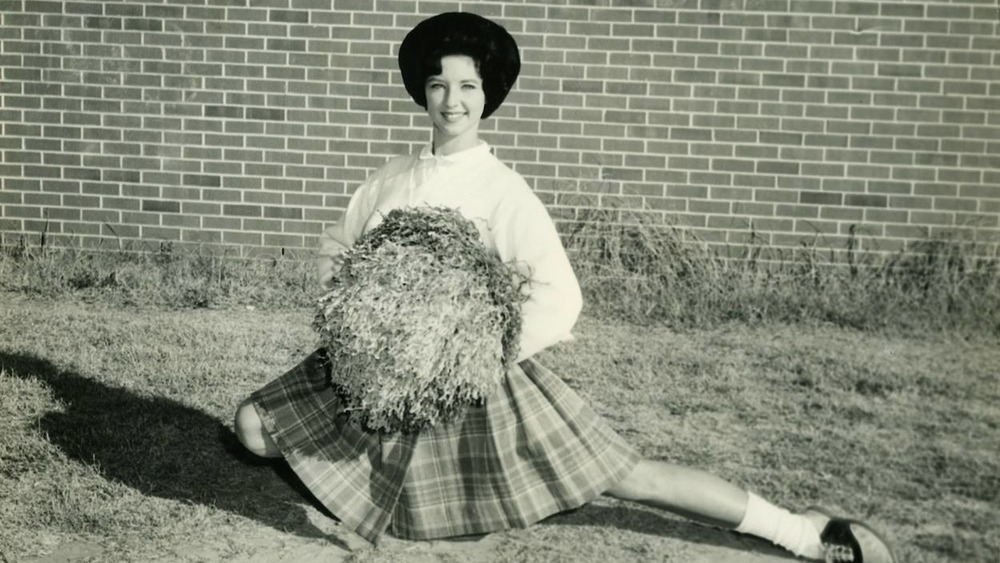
2,350,793,559
543,503,796,560
0,350,350,550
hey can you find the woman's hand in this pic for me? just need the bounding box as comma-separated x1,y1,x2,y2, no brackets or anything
317,252,346,289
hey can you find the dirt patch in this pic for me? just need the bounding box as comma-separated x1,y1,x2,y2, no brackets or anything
18,541,103,563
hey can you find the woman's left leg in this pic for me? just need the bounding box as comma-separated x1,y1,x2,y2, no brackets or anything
233,398,282,459
605,459,824,559
605,459,897,562
604,459,748,528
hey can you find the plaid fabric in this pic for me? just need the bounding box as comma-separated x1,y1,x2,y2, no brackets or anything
251,349,639,543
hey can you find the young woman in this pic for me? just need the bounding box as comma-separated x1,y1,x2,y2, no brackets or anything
234,12,895,563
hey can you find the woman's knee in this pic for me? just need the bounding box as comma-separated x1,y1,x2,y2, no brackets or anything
606,459,681,501
234,398,281,458
606,459,656,500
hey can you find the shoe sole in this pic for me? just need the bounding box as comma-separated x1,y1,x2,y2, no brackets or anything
806,505,898,563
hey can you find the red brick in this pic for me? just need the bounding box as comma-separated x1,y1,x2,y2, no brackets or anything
221,231,261,245
180,229,222,244
264,233,304,248
0,2,994,260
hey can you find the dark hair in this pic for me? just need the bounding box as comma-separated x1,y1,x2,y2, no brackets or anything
398,13,520,119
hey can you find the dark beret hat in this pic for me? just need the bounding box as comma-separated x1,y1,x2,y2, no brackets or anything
398,12,521,119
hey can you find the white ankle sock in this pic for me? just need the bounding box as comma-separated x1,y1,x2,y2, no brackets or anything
735,492,824,560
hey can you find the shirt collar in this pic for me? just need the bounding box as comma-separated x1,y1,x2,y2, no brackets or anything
418,141,492,163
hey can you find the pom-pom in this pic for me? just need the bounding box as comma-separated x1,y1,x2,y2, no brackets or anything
313,206,527,434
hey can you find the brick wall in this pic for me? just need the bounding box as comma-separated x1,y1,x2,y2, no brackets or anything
1,0,998,258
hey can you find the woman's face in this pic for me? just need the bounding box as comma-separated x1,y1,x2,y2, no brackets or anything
424,55,486,155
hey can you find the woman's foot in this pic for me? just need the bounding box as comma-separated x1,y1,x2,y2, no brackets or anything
802,507,897,563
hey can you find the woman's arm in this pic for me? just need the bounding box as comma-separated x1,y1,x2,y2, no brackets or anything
316,177,379,289
493,189,583,362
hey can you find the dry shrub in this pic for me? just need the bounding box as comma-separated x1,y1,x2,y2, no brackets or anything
564,208,1000,334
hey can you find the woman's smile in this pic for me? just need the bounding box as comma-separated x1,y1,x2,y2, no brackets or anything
441,110,466,120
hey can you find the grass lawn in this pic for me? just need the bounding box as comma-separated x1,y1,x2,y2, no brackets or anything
1,296,996,562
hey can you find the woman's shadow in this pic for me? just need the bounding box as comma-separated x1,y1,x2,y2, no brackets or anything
0,350,348,548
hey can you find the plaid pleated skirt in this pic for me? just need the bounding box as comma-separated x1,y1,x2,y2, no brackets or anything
250,349,640,543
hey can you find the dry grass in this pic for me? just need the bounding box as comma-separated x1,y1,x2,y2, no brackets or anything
1,299,997,562
1,222,998,561
0,237,316,310
4,215,997,337
564,210,1000,335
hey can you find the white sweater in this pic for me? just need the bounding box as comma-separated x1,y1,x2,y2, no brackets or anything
317,142,583,362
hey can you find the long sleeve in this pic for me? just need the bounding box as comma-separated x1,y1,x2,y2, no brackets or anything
492,189,583,362
316,176,379,289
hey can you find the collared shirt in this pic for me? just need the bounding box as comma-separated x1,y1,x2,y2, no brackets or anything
317,142,582,361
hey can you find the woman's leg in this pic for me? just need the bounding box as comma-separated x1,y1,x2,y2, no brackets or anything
605,459,824,559
605,459,896,562
233,398,282,458
604,459,748,528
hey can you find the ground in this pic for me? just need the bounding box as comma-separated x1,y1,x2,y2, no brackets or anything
2,298,996,563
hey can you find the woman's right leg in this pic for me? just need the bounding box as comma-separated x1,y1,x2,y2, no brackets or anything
234,398,282,458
